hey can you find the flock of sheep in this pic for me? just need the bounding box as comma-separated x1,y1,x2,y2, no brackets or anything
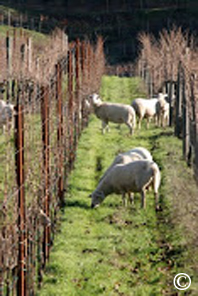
87,92,170,210
88,92,170,134
0,88,170,211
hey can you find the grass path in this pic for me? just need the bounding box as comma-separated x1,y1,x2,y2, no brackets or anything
38,76,197,296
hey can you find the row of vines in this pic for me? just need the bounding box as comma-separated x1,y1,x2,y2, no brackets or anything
135,27,198,270
0,27,105,296
136,27,198,183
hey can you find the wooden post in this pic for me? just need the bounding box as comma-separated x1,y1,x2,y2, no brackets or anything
167,81,174,126
190,74,198,175
0,263,3,296
27,37,32,74
56,63,64,207
75,39,81,140
7,10,11,27
6,31,12,103
87,42,91,94
20,14,23,28
150,69,153,98
1,14,4,25
182,75,190,161
68,50,74,169
41,86,50,266
15,85,26,296
175,63,182,137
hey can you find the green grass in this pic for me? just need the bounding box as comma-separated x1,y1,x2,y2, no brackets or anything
0,23,48,42
38,76,197,296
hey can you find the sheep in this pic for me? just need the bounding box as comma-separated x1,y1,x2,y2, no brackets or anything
102,153,142,206
132,97,159,129
156,93,170,127
90,160,161,210
162,102,170,127
89,93,136,135
0,99,7,111
85,99,91,109
125,147,153,161
0,101,14,133
39,209,51,227
99,147,153,182
98,147,153,206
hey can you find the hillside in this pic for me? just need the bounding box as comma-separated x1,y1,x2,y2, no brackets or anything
1,1,198,64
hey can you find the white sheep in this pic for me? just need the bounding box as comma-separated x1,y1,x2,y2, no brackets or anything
156,93,170,127
132,97,159,129
0,101,14,133
39,209,51,227
89,93,136,135
100,153,142,206
90,160,161,210
100,147,153,180
99,147,153,206
0,99,7,111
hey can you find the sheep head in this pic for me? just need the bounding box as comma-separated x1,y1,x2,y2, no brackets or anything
89,190,105,208
89,93,102,106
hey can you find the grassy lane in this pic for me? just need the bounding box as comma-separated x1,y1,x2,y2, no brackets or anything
38,76,197,296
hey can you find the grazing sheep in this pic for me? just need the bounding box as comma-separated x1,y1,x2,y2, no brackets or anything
0,101,14,132
132,97,158,129
102,153,142,206
126,147,153,161
99,147,153,206
100,147,153,181
89,93,136,134
90,160,161,210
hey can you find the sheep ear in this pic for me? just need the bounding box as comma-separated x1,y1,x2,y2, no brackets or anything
88,194,92,198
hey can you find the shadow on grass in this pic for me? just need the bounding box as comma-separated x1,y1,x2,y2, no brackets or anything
65,199,91,209
68,185,92,193
149,130,173,141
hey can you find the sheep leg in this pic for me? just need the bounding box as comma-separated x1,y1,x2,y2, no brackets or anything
154,192,159,210
3,124,7,134
156,114,160,127
141,190,146,208
160,114,163,127
146,118,150,129
137,117,141,129
166,113,169,127
122,193,127,207
102,121,108,134
126,122,133,135
106,124,110,133
128,192,134,205
162,117,165,128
